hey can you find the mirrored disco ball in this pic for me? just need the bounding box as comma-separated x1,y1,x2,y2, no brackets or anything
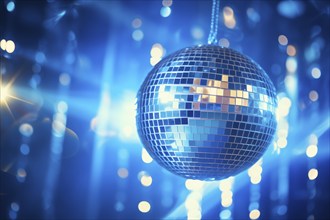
136,45,277,180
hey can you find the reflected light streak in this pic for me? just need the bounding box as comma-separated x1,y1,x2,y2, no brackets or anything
87,91,111,219
43,99,68,218
88,34,116,219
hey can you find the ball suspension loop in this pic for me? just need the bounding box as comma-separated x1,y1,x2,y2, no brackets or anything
207,0,220,45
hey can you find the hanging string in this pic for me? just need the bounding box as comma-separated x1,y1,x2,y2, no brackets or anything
208,0,220,45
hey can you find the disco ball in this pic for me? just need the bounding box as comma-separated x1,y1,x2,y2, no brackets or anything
136,45,277,180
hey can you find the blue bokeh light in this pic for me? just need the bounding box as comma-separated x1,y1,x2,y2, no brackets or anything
160,6,172,17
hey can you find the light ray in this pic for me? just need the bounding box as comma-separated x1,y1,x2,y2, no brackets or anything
1,74,34,119
7,94,33,104
2,98,15,119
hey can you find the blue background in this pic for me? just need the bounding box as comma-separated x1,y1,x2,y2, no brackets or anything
1,0,329,219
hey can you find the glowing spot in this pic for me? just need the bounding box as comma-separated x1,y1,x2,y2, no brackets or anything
20,144,30,155
19,123,34,137
306,145,318,158
120,126,132,139
138,201,151,213
132,18,142,28
59,73,71,86
90,116,116,137
137,171,149,181
160,6,171,17
219,209,231,219
115,202,124,212
0,39,6,50
117,168,129,179
9,211,17,219
308,168,318,180
278,35,288,46
17,168,27,178
191,27,204,40
309,90,318,102
11,202,19,212
223,6,234,17
150,57,161,66
162,0,173,7
186,191,203,205
277,205,287,215
1,85,9,103
246,8,260,23
277,1,305,18
132,29,144,41
307,215,315,220
311,67,321,79
6,40,15,53
219,38,230,48
279,97,292,109
223,6,236,29
57,101,68,113
284,75,297,96
185,179,204,191
278,129,288,138
142,148,153,163
221,191,233,200
187,210,202,220
150,43,164,58
52,117,66,138
278,119,289,132
286,45,296,56
141,175,152,187
35,51,46,63
309,134,318,145
277,97,291,117
218,177,234,191
249,209,260,219
248,166,263,177
250,175,262,184
221,197,233,207
7,1,15,12
285,57,297,73
90,117,98,131
277,138,287,148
